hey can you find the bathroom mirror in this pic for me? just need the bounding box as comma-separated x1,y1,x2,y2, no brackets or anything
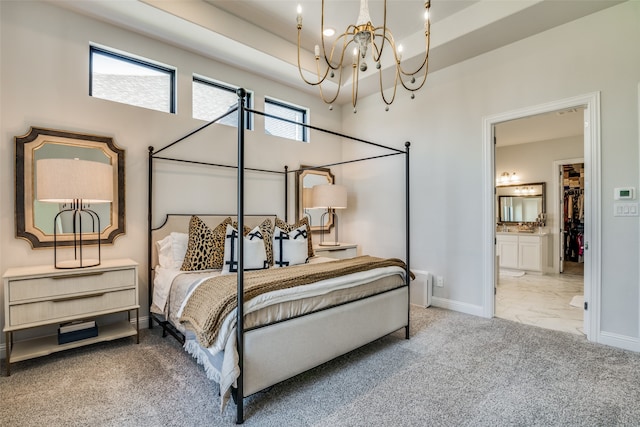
295,165,334,232
497,182,545,223
15,127,125,248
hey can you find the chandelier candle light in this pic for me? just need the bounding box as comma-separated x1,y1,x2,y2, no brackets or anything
296,0,431,112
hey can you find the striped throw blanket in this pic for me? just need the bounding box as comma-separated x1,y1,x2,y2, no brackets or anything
179,255,410,348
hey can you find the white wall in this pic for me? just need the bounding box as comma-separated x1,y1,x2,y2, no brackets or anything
342,2,640,342
0,1,344,340
497,136,584,273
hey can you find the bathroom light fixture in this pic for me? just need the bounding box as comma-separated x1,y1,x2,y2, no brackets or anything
497,171,520,186
296,0,431,113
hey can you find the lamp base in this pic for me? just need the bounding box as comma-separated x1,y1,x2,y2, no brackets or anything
319,242,341,247
56,259,101,269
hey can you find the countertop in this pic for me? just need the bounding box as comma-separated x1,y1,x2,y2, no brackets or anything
496,231,549,236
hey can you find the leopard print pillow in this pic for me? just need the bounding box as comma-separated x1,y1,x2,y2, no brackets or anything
274,217,314,259
181,216,232,271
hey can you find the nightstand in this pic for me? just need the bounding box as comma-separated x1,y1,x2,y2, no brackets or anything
3,258,139,376
313,243,358,259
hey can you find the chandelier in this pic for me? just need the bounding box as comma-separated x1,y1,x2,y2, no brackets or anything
296,0,431,112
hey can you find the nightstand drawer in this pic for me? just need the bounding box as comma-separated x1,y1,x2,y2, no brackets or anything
8,268,136,303
325,247,356,259
314,244,357,260
8,288,136,327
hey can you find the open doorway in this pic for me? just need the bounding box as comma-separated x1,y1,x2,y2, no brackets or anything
482,92,601,342
494,110,585,335
558,161,585,276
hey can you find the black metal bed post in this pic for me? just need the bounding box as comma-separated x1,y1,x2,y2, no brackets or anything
284,166,289,222
148,146,154,329
236,88,246,425
405,141,411,340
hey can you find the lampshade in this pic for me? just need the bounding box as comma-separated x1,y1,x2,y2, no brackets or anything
36,158,113,203
312,184,347,209
302,187,314,209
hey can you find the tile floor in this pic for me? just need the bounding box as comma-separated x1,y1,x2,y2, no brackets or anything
496,264,585,336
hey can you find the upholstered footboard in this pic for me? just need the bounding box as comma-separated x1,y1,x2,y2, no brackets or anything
241,286,408,396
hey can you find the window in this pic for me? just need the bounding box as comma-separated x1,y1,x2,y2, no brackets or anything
192,76,252,129
264,97,308,142
90,45,175,113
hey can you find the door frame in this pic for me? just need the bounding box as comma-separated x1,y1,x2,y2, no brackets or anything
482,92,601,342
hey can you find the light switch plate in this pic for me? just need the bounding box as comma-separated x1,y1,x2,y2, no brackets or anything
614,203,638,216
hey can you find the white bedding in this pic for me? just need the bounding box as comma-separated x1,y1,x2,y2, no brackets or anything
152,259,407,411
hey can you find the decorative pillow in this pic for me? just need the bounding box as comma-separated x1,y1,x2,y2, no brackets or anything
156,232,189,270
231,219,274,266
272,224,309,268
275,217,314,259
222,224,269,273
180,216,232,271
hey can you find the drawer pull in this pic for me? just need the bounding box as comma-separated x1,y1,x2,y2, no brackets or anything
52,292,106,302
52,272,104,280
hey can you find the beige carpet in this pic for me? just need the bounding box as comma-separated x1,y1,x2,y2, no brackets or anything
2,307,640,426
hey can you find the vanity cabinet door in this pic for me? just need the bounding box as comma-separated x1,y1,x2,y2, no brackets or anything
497,235,518,269
518,236,543,271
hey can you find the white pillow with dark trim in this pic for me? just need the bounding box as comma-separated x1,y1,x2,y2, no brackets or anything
272,225,309,268
222,224,269,273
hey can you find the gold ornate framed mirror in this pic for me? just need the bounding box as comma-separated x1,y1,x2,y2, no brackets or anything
15,127,125,248
295,166,335,232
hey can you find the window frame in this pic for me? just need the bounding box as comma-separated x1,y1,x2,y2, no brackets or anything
264,97,309,142
192,75,253,130
89,45,176,114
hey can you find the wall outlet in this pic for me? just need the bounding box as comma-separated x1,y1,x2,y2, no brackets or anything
436,276,444,287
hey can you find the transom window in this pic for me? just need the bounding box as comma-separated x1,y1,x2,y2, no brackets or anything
264,97,308,142
90,45,175,113
192,76,252,129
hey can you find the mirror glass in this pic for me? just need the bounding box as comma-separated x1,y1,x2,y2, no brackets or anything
295,166,334,231
16,127,125,248
496,182,545,223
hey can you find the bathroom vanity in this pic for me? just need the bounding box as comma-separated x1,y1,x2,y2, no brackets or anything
496,232,549,273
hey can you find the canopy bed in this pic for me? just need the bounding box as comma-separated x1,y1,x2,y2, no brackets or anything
147,89,411,423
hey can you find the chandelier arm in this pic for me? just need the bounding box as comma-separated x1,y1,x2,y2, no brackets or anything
317,59,343,105
396,28,431,77
297,29,332,86
328,34,353,70
378,56,399,106
320,0,343,71
376,0,388,60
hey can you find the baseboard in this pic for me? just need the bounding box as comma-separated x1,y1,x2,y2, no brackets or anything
598,331,640,352
430,296,484,317
1,316,149,360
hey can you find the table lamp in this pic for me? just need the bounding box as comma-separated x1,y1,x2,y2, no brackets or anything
36,158,113,268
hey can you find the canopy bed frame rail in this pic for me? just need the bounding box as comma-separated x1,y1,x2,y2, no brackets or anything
147,89,411,424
